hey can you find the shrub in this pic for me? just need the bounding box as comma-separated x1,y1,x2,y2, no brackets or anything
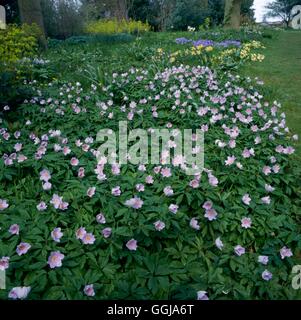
0,24,40,110
85,19,151,35
0,24,39,66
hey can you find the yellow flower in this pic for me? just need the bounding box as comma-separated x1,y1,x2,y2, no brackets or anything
205,46,213,52
170,57,176,63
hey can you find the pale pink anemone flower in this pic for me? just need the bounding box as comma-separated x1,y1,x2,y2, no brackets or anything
190,218,200,230
51,227,63,242
153,166,161,174
273,164,280,173
87,187,96,198
76,227,87,240
234,245,245,256
78,167,85,178
48,251,64,268
145,175,154,184
208,174,218,187
37,201,47,211
82,232,96,245
163,186,174,196
62,146,71,155
0,199,9,211
14,143,22,152
229,139,236,148
111,186,121,196
262,166,272,176
241,217,252,229
84,284,95,297
169,204,178,214
111,164,120,175
102,228,112,238
126,239,138,251
16,242,31,256
242,148,255,158
40,169,51,182
9,224,19,235
236,162,243,169
136,184,145,192
50,194,64,209
154,220,165,231
125,197,144,209
225,156,236,166
17,154,27,163
242,194,251,206
258,255,269,265
280,246,293,259
42,181,52,190
215,237,224,250
197,291,209,300
265,184,275,193
204,208,218,221
70,157,79,166
96,213,106,224
189,179,200,188
0,256,10,271
202,201,213,211
138,164,147,172
161,167,172,178
262,270,273,281
8,287,31,300
261,196,271,204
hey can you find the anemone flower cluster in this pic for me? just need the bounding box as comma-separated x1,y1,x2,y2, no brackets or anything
0,64,298,300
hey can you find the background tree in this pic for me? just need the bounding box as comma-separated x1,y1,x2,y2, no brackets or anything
166,0,210,30
42,0,83,39
17,0,46,47
265,0,301,27
81,0,135,21
224,0,243,29
199,0,254,28
241,0,255,22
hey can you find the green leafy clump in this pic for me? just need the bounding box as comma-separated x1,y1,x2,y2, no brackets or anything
0,62,300,300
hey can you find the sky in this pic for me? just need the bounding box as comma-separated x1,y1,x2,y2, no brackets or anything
253,0,275,22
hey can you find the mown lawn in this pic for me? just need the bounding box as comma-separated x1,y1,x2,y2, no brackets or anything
242,30,301,158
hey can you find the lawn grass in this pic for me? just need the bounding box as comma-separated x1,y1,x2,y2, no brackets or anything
242,30,301,158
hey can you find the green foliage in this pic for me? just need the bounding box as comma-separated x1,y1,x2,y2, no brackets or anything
166,0,210,31
85,19,151,35
0,24,40,110
0,24,39,65
41,0,84,39
1,28,300,300
0,48,300,299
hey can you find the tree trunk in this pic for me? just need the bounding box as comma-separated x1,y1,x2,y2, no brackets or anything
114,0,128,20
18,0,47,48
224,0,242,29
